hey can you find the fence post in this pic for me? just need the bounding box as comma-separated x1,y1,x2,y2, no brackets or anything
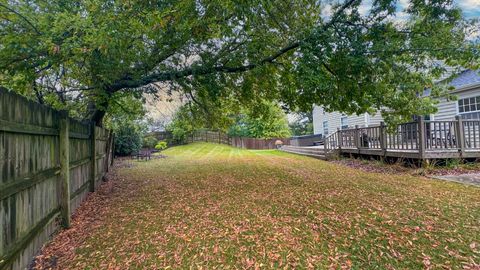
59,111,71,228
455,116,465,157
380,122,387,155
418,117,426,160
90,122,97,192
111,133,115,166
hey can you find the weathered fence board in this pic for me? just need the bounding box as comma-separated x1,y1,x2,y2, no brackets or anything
0,89,113,270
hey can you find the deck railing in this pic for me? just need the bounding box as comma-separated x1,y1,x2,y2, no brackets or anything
324,117,480,159
324,131,339,152
386,122,419,150
424,120,458,150
463,120,480,149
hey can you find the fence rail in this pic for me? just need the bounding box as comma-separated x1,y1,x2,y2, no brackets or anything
324,117,480,160
0,89,113,270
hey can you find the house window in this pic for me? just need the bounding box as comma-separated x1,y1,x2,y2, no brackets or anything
323,121,329,135
341,116,348,129
458,96,480,119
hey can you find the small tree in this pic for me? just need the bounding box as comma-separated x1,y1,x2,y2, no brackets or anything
289,112,314,136
166,105,204,144
142,136,158,149
228,101,291,139
114,123,143,156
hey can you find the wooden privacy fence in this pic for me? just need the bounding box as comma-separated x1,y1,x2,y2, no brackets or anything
0,89,114,270
186,130,290,150
188,130,231,145
148,131,173,141
324,117,480,160
229,137,290,149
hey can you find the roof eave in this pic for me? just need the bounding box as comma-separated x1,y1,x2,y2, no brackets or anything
450,81,480,94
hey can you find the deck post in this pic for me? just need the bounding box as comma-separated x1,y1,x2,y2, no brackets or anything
455,116,465,158
355,125,360,153
337,127,342,151
418,117,426,160
380,122,387,157
59,111,71,228
90,122,97,192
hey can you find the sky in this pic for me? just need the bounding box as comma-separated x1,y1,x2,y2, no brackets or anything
456,0,480,18
352,0,480,19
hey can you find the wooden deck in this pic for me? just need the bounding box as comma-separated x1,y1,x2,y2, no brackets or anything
279,118,477,161
321,118,480,160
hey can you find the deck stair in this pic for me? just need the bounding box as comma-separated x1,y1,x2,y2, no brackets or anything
280,145,326,160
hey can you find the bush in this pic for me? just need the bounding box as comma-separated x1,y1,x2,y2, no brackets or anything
115,124,143,156
155,141,168,151
142,135,158,149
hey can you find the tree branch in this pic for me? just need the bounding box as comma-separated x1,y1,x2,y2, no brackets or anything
0,3,41,35
110,0,360,92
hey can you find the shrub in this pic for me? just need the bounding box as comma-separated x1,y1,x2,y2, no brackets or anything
155,141,168,151
142,135,158,149
115,124,143,156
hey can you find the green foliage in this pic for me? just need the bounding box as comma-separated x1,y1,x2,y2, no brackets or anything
114,123,143,156
228,101,291,139
290,121,314,136
166,105,201,144
0,0,478,124
142,136,158,149
445,158,461,169
168,100,290,140
104,92,149,155
155,141,168,151
289,112,314,136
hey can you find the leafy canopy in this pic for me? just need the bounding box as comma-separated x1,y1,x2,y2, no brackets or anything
0,0,478,124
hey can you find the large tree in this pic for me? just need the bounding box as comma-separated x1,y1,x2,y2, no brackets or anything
0,0,478,124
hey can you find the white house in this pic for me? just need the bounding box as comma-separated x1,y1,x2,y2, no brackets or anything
313,69,480,137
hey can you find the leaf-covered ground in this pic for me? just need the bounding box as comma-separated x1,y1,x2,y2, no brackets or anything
34,143,480,269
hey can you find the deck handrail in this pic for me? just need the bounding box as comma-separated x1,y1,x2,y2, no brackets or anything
321,117,480,159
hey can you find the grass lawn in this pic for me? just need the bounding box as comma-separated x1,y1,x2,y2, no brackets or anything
36,143,480,269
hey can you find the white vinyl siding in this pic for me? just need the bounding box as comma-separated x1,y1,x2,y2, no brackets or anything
433,97,457,121
312,105,378,136
367,111,384,126
434,87,480,121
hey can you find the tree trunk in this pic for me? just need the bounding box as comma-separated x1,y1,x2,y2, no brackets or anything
90,108,107,126
87,88,112,126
